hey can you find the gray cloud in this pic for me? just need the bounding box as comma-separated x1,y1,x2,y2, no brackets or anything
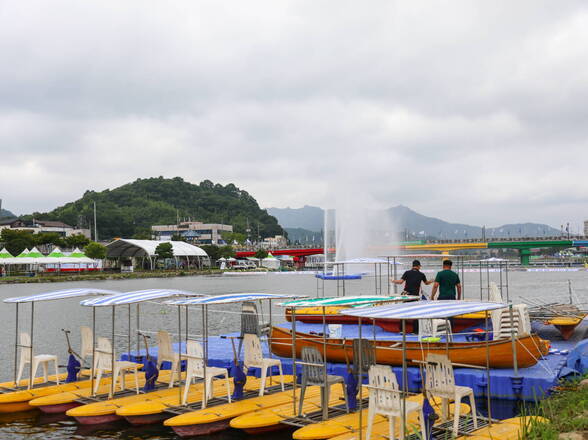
0,0,587,232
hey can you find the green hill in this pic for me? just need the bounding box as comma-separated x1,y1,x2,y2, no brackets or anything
0,208,16,220
27,177,283,240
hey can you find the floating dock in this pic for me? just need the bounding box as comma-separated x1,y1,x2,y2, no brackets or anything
122,320,588,402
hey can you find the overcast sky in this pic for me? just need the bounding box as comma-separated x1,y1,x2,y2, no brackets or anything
1,1,587,231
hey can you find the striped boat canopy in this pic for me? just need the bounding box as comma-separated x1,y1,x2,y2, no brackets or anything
80,289,203,307
333,258,400,264
166,292,304,306
278,295,416,308
4,288,122,303
341,300,506,319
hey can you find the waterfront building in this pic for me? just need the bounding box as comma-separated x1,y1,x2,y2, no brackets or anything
0,218,91,238
260,235,288,249
584,220,588,237
151,221,232,245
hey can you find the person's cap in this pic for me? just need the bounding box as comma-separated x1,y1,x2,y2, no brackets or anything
412,260,421,267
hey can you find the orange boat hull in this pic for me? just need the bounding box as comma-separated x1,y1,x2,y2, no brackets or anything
270,327,549,369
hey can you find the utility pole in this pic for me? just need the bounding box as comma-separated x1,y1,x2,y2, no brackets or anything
93,201,98,242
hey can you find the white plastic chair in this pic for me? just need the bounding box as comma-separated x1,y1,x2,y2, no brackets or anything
367,364,426,440
182,340,231,407
80,326,94,362
16,332,60,389
93,337,140,397
418,319,453,342
243,333,284,396
157,330,180,387
425,354,477,435
489,282,503,303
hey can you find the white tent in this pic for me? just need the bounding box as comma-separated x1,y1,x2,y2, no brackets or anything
261,253,280,270
106,239,208,257
105,238,209,269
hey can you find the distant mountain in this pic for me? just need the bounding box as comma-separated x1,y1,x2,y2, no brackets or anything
268,204,562,240
284,227,323,245
25,177,284,240
0,208,16,220
389,205,561,239
267,205,324,231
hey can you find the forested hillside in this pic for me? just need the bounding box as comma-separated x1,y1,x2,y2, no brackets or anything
27,177,283,240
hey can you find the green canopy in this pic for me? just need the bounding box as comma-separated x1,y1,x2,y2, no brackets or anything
47,247,65,258
27,247,44,258
69,247,87,258
0,248,13,258
279,295,416,308
16,249,30,258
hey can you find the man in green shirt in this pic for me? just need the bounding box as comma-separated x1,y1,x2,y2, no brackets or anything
431,259,462,300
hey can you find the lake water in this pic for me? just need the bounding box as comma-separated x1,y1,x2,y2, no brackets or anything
0,269,585,439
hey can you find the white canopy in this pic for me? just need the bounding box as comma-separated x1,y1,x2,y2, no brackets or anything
81,289,203,306
4,288,121,303
334,257,402,264
105,239,208,258
341,300,506,319
166,292,304,306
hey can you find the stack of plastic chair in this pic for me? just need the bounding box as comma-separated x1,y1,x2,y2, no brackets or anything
491,304,531,339
93,337,140,397
243,333,284,396
16,332,60,389
156,330,181,387
418,319,453,342
182,340,231,407
366,364,426,440
298,346,348,417
425,353,477,435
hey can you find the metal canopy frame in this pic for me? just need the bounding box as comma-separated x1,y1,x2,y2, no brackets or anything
380,254,465,298
80,289,204,397
341,300,518,438
3,288,122,389
162,292,303,409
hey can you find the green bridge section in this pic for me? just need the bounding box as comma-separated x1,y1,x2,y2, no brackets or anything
487,240,573,265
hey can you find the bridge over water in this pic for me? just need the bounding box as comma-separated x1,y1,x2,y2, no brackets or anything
235,238,588,265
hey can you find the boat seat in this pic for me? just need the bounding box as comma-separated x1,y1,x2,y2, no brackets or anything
489,282,503,303
80,326,94,362
16,332,60,389
182,340,231,407
93,337,140,398
298,346,348,418
425,353,477,435
418,319,453,342
352,338,376,375
238,302,269,355
156,330,180,387
243,333,284,396
367,364,426,440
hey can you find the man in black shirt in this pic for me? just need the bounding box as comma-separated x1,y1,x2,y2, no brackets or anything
392,260,433,298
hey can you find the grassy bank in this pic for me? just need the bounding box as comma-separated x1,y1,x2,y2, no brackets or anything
526,376,588,438
0,269,223,284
